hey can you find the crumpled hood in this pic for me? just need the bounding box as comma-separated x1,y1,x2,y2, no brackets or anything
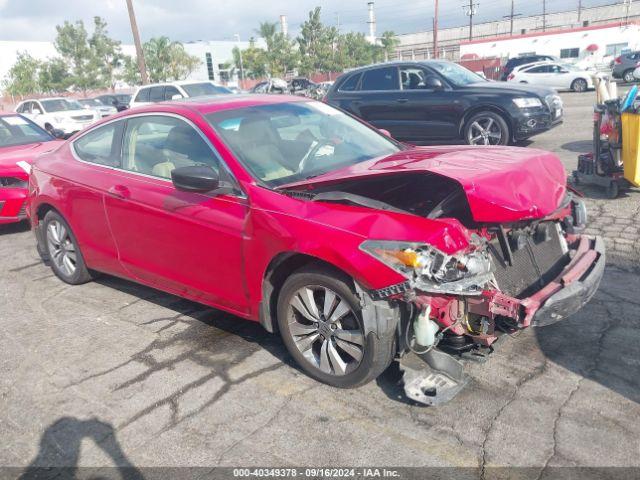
280,146,567,223
0,141,63,176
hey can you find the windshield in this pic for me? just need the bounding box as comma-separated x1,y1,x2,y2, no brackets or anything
181,83,232,97
0,115,52,148
428,61,486,86
79,99,101,106
207,101,401,187
41,99,83,112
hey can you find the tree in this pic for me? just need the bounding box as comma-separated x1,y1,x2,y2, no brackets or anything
38,58,71,93
121,55,142,86
341,32,378,69
89,17,124,89
297,8,338,75
54,20,101,92
2,52,41,98
143,37,201,83
234,39,268,79
380,31,400,61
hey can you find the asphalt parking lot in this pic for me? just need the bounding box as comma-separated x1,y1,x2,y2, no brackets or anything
1,91,639,477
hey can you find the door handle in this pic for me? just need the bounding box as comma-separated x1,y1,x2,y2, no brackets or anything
396,98,409,103
107,185,130,199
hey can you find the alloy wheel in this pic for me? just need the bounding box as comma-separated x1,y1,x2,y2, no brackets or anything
287,286,364,376
624,70,635,83
467,116,503,145
573,79,587,92
46,220,77,277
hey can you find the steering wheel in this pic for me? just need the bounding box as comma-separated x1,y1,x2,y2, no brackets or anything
298,140,335,174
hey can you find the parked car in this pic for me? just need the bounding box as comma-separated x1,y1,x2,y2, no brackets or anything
95,94,131,112
0,113,62,225
289,77,319,95
612,51,640,83
250,78,288,94
129,81,232,108
500,55,558,81
76,98,118,118
28,95,603,403
325,60,563,146
507,61,594,92
15,98,100,138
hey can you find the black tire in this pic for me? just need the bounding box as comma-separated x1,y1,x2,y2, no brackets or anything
571,78,588,92
42,210,94,285
607,181,620,199
276,265,394,388
463,111,510,146
623,69,635,84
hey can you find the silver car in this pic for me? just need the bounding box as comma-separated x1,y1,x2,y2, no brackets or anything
612,51,640,83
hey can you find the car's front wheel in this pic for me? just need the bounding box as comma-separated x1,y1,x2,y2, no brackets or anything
464,111,510,146
623,69,635,83
43,210,94,285
276,266,394,388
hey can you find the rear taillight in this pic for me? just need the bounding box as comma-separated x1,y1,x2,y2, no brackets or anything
507,73,515,81
615,56,622,64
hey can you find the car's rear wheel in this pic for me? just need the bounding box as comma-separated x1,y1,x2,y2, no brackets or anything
43,211,93,285
623,69,635,83
571,78,588,92
276,266,394,388
464,112,509,146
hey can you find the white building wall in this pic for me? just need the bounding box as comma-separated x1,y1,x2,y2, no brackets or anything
459,24,640,65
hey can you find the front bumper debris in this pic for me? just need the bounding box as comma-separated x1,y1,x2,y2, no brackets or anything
399,349,468,406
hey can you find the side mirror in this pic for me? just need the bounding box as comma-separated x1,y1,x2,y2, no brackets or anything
171,94,184,100
379,128,392,138
171,165,219,193
51,128,66,139
425,76,444,90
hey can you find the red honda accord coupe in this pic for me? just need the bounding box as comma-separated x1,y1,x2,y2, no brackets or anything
28,95,604,404
0,113,61,225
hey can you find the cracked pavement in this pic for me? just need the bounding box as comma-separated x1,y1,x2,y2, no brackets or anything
1,91,639,475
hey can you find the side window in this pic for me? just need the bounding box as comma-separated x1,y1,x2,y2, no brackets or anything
74,122,122,167
361,67,399,91
164,86,181,100
16,103,25,113
149,87,165,103
122,115,220,180
135,88,150,103
339,73,362,92
527,66,551,74
400,67,427,90
32,102,43,114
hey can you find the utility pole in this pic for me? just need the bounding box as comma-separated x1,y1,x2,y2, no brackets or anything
234,34,244,89
577,0,582,23
503,0,522,36
125,0,148,85
624,0,633,25
433,0,439,59
542,0,547,31
463,1,479,41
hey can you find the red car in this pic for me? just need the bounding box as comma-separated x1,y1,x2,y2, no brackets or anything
28,95,604,404
0,113,62,225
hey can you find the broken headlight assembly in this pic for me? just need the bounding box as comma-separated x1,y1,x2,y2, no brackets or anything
360,240,493,295
0,177,28,188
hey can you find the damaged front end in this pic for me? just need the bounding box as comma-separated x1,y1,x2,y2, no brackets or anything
282,158,604,406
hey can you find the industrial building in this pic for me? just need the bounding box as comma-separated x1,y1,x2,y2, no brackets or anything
391,1,640,61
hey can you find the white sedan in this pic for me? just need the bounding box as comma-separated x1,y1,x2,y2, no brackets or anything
507,62,594,92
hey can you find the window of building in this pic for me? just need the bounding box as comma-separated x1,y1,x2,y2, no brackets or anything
560,48,580,59
206,53,215,81
606,43,629,57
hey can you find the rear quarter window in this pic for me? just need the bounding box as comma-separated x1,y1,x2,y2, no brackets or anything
134,88,151,103
361,67,400,91
338,73,362,92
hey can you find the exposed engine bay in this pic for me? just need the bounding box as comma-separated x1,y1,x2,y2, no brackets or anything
283,172,604,405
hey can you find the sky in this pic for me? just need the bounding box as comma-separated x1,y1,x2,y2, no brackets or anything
0,0,623,43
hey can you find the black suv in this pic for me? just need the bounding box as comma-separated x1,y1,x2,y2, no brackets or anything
501,55,557,81
325,60,563,146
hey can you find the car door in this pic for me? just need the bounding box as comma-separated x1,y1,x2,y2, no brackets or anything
521,65,552,86
102,113,249,313
395,65,460,142
347,66,403,136
64,121,126,274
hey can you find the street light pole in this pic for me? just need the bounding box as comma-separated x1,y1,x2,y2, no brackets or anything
234,34,245,89
125,0,148,85
463,1,479,41
433,0,439,59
